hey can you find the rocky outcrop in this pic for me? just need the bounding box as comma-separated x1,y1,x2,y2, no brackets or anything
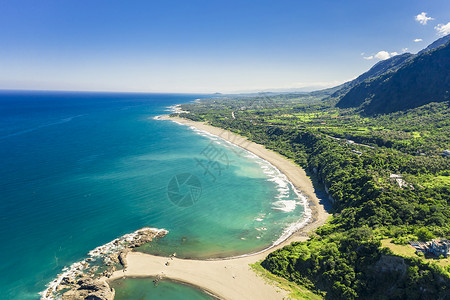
374,255,407,275
42,227,168,300
61,278,115,300
118,250,128,269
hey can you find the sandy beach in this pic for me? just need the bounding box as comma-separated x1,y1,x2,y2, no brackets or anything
108,115,330,300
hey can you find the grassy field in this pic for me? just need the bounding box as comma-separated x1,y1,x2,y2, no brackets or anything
420,175,450,188
381,239,450,268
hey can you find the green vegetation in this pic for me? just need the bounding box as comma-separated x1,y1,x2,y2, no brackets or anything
250,262,324,300
416,228,435,242
263,228,450,299
381,239,450,268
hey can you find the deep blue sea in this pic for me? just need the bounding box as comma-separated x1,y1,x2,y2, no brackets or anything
0,91,308,299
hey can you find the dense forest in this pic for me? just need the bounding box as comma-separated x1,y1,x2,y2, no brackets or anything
173,37,450,298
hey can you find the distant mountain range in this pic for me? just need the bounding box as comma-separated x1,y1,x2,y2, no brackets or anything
335,34,450,115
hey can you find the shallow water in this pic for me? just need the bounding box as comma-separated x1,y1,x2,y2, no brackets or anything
110,277,216,300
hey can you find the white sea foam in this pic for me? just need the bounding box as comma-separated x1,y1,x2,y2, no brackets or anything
272,200,299,212
155,116,185,126
189,126,219,141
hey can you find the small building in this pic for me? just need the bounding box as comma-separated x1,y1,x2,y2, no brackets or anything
409,241,428,253
410,239,450,258
390,174,402,179
429,239,450,257
389,174,413,189
443,150,450,157
351,150,363,155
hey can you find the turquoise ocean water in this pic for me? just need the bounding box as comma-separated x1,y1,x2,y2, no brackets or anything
0,91,308,299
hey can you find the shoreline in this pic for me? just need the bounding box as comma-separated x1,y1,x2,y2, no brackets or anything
159,115,330,239
107,114,331,299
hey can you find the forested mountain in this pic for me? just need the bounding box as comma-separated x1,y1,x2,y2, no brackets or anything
336,37,450,115
331,53,414,98
334,34,450,101
418,34,450,55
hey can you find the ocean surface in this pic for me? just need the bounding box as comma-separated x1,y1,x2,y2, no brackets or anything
0,91,307,299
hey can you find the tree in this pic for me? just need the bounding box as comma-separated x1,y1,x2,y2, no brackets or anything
416,227,434,242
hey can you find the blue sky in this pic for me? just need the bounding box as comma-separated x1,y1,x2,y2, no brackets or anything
0,0,449,93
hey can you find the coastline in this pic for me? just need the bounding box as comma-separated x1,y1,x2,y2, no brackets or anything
160,115,330,237
107,114,330,299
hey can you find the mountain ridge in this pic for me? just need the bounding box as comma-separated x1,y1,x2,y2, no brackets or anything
335,35,450,115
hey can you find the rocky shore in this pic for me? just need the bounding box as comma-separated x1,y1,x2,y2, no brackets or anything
41,227,168,300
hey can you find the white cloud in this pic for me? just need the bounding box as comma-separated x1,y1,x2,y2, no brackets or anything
435,22,450,36
375,51,391,60
414,38,423,42
415,12,434,25
363,50,399,61
402,48,409,53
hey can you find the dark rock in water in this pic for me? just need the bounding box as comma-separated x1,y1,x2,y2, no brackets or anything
128,229,164,248
78,278,102,290
118,250,128,269
62,278,115,300
44,228,168,300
